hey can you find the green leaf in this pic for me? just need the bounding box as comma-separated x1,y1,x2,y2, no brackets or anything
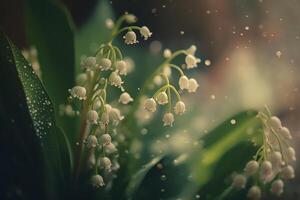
24,0,76,136
0,31,71,199
179,110,262,199
126,155,164,199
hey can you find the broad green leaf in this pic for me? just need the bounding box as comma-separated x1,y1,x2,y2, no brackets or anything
179,110,262,199
24,0,76,137
126,155,164,199
0,32,72,199
75,0,114,74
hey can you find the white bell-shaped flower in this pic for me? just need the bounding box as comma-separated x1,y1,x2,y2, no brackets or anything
185,54,200,69
81,56,96,69
105,143,117,154
278,127,292,139
98,58,112,71
93,100,102,110
109,72,123,88
163,112,174,127
156,91,168,105
268,116,282,130
247,186,261,200
119,92,134,104
105,104,112,113
105,18,114,29
100,157,112,171
91,174,105,187
86,135,98,148
188,78,199,93
270,179,284,196
69,86,86,100
174,101,186,115
144,98,157,112
123,31,138,45
140,26,152,40
232,174,247,189
109,108,124,123
244,160,259,176
100,112,110,127
87,110,99,124
269,151,282,169
101,134,111,145
260,161,273,182
179,75,189,90
116,60,128,75
286,147,296,162
281,165,295,179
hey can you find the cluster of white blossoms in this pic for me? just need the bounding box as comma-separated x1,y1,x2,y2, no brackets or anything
230,109,296,199
143,45,200,126
65,13,151,188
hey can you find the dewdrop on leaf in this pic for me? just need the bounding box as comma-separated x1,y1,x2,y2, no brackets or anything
140,26,152,40
123,31,138,45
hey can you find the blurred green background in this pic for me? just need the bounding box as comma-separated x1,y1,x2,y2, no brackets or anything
0,0,299,199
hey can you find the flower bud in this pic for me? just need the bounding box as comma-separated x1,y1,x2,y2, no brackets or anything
123,31,138,45
286,147,296,162
100,112,110,127
91,174,105,187
179,75,189,90
268,116,282,130
109,71,123,88
188,78,199,93
281,165,295,179
101,134,111,145
144,98,157,112
244,160,259,176
86,135,98,148
125,14,137,23
116,60,128,75
81,56,96,69
69,86,86,100
156,91,168,105
269,151,282,169
163,112,175,127
185,54,200,69
98,58,112,71
87,110,99,124
119,92,133,104
232,174,247,189
100,157,112,171
260,161,273,182
186,45,197,55
247,186,261,200
278,127,292,139
105,18,114,29
174,101,186,115
270,179,284,196
140,26,152,40
163,49,172,58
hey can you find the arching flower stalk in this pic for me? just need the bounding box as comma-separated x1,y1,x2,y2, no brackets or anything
65,13,152,187
139,45,200,126
223,107,296,199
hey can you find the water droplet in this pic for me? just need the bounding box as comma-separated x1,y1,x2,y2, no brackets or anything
160,174,167,181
